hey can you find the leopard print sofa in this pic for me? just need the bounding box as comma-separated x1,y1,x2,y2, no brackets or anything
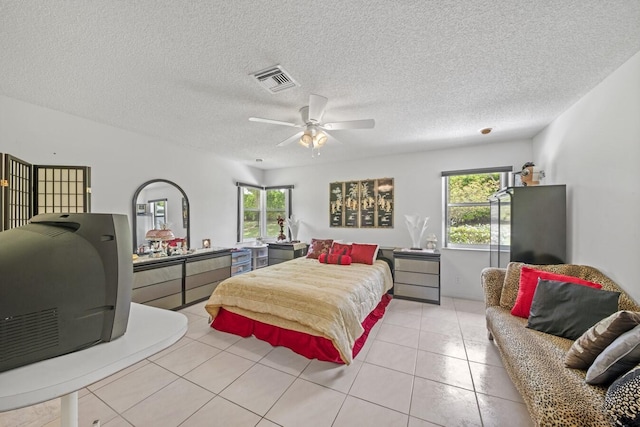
481,262,640,427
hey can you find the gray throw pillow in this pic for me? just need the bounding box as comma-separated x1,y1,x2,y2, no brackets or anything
526,279,620,341
586,325,640,385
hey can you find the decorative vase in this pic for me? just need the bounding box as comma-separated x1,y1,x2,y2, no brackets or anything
285,215,300,242
404,214,429,249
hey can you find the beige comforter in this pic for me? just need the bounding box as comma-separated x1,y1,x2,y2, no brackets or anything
205,257,393,364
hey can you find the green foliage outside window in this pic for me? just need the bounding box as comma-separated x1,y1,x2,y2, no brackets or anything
243,187,260,239
265,189,285,237
241,187,288,240
447,173,501,245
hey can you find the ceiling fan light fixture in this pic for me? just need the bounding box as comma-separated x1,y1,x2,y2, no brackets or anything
299,131,313,148
314,132,327,147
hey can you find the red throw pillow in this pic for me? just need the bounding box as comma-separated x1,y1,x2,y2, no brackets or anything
318,253,352,265
350,243,379,265
306,238,334,259
330,242,352,256
511,266,603,318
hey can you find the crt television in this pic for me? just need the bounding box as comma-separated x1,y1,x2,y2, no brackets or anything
0,213,133,373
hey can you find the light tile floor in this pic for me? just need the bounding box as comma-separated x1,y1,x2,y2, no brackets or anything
0,297,534,427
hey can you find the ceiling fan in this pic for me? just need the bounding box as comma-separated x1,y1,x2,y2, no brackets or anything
249,94,375,155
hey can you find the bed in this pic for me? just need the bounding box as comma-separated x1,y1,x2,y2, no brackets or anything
204,256,393,364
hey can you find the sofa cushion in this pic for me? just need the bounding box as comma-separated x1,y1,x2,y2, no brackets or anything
586,325,640,385
318,253,352,265
350,243,379,265
565,311,640,370
511,266,602,318
330,242,352,256
486,306,611,426
499,262,636,312
604,364,640,426
306,238,333,259
526,280,620,340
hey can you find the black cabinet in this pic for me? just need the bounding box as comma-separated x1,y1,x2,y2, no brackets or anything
489,185,566,267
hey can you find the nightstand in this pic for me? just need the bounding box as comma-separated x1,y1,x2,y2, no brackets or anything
393,249,441,305
268,242,309,265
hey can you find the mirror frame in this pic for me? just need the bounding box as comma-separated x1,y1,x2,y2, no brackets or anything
132,179,190,252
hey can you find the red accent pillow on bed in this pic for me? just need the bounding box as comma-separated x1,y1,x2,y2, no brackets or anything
306,238,334,259
318,253,352,265
350,243,379,265
330,242,352,256
511,266,603,318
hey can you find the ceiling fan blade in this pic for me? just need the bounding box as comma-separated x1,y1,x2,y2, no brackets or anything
322,119,375,130
324,131,342,145
249,117,300,127
308,94,328,123
277,131,304,147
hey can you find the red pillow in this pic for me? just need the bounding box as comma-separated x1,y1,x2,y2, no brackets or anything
350,243,379,265
318,253,352,265
330,242,352,256
306,238,333,259
511,267,603,318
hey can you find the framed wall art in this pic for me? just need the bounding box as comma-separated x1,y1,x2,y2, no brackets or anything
329,182,344,227
344,181,360,228
329,178,394,228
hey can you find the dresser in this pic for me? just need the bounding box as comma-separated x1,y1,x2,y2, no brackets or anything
268,242,309,265
392,249,441,305
133,247,231,310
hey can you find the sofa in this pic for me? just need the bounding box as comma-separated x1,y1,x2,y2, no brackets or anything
481,262,640,427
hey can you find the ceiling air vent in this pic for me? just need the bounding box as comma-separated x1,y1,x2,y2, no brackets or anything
251,65,299,94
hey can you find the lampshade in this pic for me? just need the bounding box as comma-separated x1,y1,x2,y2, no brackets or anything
146,227,175,241
299,131,313,148
156,228,176,241
314,132,327,147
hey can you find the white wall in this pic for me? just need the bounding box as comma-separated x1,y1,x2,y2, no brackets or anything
265,140,533,301
7,45,636,304
0,95,263,249
533,50,640,302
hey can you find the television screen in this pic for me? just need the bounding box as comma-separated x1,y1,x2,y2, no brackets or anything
0,213,133,372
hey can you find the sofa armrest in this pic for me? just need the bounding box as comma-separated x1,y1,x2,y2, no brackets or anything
481,267,506,308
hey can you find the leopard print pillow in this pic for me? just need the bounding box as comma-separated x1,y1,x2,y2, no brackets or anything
605,364,640,426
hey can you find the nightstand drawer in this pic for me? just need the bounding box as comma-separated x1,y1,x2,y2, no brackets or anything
269,248,293,260
395,271,439,287
394,283,439,302
394,258,439,274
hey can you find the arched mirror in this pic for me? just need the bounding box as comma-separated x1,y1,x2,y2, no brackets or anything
132,179,190,253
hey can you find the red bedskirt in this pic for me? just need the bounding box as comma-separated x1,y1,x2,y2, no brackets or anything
210,293,392,364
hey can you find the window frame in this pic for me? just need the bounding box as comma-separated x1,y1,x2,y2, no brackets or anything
442,167,512,250
236,182,293,243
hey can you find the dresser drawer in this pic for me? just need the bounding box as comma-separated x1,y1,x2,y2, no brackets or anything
394,258,439,274
395,271,439,287
394,283,439,302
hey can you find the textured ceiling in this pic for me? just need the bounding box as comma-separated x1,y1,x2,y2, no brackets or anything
1,1,639,169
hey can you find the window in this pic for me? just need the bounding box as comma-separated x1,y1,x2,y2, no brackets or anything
237,183,292,242
442,167,511,249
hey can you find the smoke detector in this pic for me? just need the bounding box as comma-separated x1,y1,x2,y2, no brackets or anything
250,65,299,94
